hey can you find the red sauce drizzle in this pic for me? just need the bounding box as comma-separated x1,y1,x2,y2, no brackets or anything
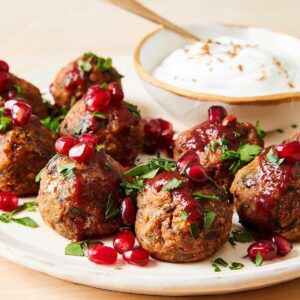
144,171,203,226
183,121,244,151
254,147,295,229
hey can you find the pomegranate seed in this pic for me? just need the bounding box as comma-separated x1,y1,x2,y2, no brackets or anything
113,229,135,254
0,192,18,211
55,137,78,156
11,102,32,126
69,142,94,163
177,150,199,170
0,60,9,72
4,98,27,111
185,162,207,183
208,106,227,124
0,72,14,93
144,119,162,141
271,235,293,256
78,133,98,146
88,244,117,265
158,119,173,131
7,88,17,98
123,246,149,266
222,114,236,127
108,82,124,104
247,240,277,261
86,115,99,132
274,141,300,162
85,85,111,112
121,197,136,226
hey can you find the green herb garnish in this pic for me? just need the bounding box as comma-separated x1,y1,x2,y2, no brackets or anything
95,144,105,152
126,103,140,118
222,144,263,173
212,263,221,272
0,201,38,228
256,121,266,139
204,211,216,229
105,194,119,219
0,116,12,132
57,162,76,179
92,112,107,119
213,258,228,267
229,262,244,270
180,210,189,220
229,230,254,246
189,223,199,240
65,241,85,256
78,60,92,72
162,178,183,191
255,252,263,266
266,148,284,166
193,192,219,201
15,85,23,97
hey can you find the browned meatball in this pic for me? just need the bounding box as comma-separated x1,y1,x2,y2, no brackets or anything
174,111,264,191
231,146,300,241
38,151,123,241
0,74,48,118
135,171,232,263
50,53,122,108
0,116,55,196
60,99,144,165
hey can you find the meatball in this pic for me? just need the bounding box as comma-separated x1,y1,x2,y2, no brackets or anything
174,106,264,191
231,145,300,241
50,53,122,108
60,99,144,165
135,170,232,263
0,73,48,118
37,151,123,241
0,116,55,195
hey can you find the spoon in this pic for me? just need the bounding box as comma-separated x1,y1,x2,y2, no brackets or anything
102,0,199,43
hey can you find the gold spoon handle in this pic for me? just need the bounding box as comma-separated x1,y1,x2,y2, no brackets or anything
102,0,199,43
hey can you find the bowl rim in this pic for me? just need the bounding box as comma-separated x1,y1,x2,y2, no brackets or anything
134,24,300,105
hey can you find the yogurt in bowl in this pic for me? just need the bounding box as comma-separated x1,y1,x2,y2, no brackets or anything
134,24,300,131
153,36,300,97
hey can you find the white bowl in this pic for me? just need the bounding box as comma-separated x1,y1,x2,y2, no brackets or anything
134,24,300,131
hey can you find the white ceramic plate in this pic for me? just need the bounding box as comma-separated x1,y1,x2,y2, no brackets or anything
0,56,299,296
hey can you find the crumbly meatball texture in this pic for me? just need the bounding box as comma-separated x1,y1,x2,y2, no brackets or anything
135,171,232,263
174,120,263,191
231,148,300,241
60,99,144,165
38,152,123,241
0,117,55,195
0,74,48,118
51,53,122,108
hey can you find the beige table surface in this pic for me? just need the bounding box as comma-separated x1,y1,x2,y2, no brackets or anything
0,0,300,299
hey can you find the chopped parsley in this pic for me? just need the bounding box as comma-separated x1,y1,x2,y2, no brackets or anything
41,105,68,134
105,194,119,219
189,223,199,240
222,144,263,173
121,177,144,196
65,240,104,256
161,178,183,191
266,148,284,166
70,96,77,107
78,59,92,72
204,210,216,229
180,210,189,220
15,85,23,97
229,230,254,246
0,116,12,132
212,263,221,272
95,144,105,152
126,103,140,119
92,111,107,119
193,191,219,201
0,201,38,228
255,252,263,266
229,262,245,270
256,121,266,139
213,257,228,267
57,162,76,179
